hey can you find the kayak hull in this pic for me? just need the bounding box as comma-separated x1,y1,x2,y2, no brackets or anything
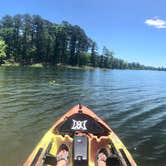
24,105,137,166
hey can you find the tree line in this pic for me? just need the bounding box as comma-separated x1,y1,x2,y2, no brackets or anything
0,14,165,70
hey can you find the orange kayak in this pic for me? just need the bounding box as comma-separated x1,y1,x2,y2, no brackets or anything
24,104,137,166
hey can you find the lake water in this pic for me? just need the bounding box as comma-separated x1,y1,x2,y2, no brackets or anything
0,67,166,166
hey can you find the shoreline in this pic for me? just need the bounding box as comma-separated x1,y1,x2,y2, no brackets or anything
1,62,166,71
0,62,98,70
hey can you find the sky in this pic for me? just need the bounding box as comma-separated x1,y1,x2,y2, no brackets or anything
0,0,166,67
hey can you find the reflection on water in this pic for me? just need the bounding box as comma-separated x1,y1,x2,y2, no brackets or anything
0,67,166,166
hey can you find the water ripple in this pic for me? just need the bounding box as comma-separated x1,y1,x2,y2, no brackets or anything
0,68,166,166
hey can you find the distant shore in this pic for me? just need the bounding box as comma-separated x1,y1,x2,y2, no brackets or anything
1,62,166,71
1,14,166,72
0,62,98,70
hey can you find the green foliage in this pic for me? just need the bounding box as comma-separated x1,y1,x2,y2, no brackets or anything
79,52,90,66
90,41,98,67
0,14,164,70
0,40,7,59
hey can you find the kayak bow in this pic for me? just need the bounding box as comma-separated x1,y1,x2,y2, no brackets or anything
24,104,137,166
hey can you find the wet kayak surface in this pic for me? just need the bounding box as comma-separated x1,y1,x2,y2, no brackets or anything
0,67,166,166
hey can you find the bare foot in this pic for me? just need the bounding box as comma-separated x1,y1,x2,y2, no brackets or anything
56,149,68,166
97,152,107,166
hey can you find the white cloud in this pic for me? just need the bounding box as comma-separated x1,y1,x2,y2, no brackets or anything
145,17,166,29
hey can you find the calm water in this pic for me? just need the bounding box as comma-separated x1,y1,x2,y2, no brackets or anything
0,67,166,166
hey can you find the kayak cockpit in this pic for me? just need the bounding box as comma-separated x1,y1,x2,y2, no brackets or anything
37,133,123,166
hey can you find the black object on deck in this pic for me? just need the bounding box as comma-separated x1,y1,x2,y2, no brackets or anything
73,135,88,166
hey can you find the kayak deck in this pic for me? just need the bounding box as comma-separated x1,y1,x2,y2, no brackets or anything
24,105,137,166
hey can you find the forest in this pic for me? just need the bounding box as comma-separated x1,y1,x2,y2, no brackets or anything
0,14,165,70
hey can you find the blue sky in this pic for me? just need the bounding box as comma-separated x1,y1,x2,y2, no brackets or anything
0,0,166,67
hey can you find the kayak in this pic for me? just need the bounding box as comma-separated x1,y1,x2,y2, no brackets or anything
24,104,137,166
